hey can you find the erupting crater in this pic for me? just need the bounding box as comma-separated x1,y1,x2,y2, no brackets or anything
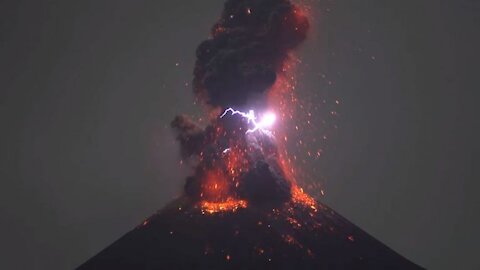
78,1,424,269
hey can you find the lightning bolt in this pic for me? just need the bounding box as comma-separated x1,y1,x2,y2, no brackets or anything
220,108,276,134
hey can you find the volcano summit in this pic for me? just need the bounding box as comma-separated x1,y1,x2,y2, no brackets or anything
78,195,423,270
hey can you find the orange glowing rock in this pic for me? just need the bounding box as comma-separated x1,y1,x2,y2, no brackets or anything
291,186,317,211
199,197,248,214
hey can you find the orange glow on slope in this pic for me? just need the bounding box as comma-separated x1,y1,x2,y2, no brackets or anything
200,197,248,214
199,166,248,214
291,186,317,211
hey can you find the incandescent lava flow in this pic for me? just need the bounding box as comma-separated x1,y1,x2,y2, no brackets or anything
78,0,424,269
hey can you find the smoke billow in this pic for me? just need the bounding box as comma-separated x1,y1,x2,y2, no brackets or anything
172,0,309,206
194,0,309,108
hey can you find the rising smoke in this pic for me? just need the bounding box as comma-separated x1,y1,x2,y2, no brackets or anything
172,0,309,206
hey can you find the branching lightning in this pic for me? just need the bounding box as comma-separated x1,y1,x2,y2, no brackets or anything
220,108,277,134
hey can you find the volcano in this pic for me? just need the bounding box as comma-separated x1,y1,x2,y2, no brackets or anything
79,1,424,269
78,195,423,270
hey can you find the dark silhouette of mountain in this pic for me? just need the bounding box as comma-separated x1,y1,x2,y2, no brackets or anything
78,196,424,269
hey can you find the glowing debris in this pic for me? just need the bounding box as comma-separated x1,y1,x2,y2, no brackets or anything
199,198,248,214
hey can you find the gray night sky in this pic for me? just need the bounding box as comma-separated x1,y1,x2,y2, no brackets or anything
0,0,478,269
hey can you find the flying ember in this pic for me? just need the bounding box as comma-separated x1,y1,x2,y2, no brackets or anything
220,108,277,134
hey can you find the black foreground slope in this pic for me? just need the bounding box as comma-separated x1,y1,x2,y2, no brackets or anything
78,197,424,270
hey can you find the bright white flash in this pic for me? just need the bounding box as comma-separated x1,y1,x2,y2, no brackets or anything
220,108,277,134
260,112,276,127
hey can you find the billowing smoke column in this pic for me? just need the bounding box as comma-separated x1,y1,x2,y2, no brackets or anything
194,0,309,108
172,0,309,208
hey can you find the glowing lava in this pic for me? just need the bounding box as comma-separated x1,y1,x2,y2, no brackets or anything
199,198,248,214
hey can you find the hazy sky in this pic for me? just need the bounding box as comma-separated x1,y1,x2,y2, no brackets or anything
1,0,478,269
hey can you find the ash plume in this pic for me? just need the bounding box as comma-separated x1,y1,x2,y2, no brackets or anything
194,0,309,108
172,0,309,206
